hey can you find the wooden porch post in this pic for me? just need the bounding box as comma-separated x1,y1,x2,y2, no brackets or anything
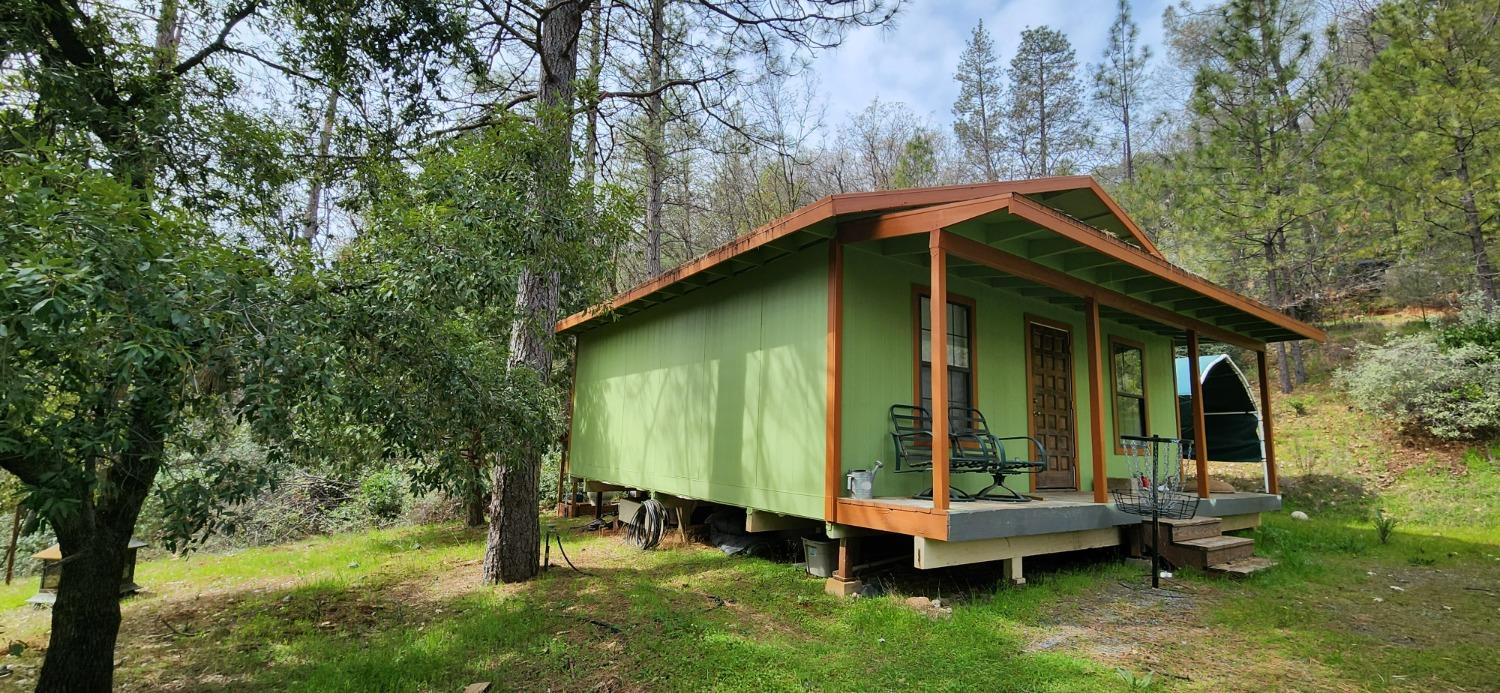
1187,331,1210,498
825,241,844,522
1257,349,1279,495
929,231,950,511
1085,297,1108,503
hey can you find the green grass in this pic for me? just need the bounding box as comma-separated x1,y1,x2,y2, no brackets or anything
1,499,1494,691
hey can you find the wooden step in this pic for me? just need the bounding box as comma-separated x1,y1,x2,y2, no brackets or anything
1163,535,1255,569
1207,556,1278,578
1142,516,1222,548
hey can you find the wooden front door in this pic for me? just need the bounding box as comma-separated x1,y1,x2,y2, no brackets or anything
1028,321,1078,489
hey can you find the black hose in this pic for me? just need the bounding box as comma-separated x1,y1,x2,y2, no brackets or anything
626,498,666,549
550,529,591,576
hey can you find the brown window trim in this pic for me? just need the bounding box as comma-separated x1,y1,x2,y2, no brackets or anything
911,285,979,414
1109,335,1148,454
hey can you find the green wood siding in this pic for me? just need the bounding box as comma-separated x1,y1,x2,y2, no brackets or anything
569,245,827,519
839,246,1179,498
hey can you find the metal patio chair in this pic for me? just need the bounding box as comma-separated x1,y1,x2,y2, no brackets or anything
948,407,1048,503
889,404,986,502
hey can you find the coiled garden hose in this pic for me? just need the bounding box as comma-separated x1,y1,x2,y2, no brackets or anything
626,498,667,549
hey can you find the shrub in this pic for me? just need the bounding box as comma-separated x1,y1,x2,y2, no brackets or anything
1437,292,1500,353
1340,332,1500,441
358,468,408,522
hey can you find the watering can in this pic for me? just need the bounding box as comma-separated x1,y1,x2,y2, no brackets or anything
846,460,884,500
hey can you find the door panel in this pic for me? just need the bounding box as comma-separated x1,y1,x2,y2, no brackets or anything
1029,322,1078,490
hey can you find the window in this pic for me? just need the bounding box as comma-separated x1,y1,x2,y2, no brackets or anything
917,294,975,415
1111,338,1147,446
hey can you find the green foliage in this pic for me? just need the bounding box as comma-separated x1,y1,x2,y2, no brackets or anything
1007,26,1089,176
1437,293,1500,353
0,151,297,546
1114,668,1158,692
1090,0,1151,180
951,20,1005,180
1372,509,1397,545
1340,327,1500,440
1335,0,1500,301
358,469,407,522
285,118,628,507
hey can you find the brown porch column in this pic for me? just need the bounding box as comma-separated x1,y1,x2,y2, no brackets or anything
1187,331,1210,498
929,231,950,511
1257,349,1279,494
825,241,844,522
1085,297,1108,503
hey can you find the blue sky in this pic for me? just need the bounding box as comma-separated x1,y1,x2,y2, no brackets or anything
808,0,1192,126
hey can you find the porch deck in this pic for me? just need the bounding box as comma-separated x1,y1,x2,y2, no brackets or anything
835,491,1279,542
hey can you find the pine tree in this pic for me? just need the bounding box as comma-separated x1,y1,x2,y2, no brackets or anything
952,20,1006,181
1006,26,1091,177
1091,0,1152,181
1167,0,1335,392
1339,0,1500,302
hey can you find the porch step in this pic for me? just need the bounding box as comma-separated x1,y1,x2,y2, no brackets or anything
1143,517,1222,546
1165,535,1256,569
1207,556,1278,578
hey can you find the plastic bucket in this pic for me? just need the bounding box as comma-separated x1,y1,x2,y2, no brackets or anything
803,537,837,578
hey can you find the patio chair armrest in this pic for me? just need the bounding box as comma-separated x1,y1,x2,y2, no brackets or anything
991,435,1048,469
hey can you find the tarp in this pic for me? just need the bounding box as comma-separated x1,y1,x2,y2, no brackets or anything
1175,355,1264,463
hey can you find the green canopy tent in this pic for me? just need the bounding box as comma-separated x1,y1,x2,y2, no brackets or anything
1176,356,1266,487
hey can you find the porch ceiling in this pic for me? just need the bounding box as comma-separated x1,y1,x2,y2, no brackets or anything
852,205,1318,348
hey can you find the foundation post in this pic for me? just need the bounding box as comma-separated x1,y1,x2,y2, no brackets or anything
824,536,863,597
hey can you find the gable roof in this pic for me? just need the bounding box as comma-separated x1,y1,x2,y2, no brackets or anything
555,177,1322,346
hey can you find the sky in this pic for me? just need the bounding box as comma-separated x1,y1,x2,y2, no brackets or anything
807,0,1194,127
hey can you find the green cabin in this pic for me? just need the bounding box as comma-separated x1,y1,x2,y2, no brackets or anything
557,177,1323,587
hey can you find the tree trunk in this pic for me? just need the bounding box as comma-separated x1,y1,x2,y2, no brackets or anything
1455,142,1498,302
38,401,164,691
483,0,589,586
1037,53,1048,177
37,532,131,692
301,89,339,243
643,0,666,276
1289,339,1308,386
1275,342,1293,394
465,487,487,528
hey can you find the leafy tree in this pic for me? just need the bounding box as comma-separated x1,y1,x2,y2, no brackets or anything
1091,0,1152,181
1159,0,1338,391
296,121,627,531
1338,0,1500,302
0,0,461,687
892,131,939,188
0,154,301,691
952,19,1006,181
1006,25,1091,177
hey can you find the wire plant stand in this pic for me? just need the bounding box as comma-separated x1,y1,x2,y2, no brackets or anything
1111,435,1199,588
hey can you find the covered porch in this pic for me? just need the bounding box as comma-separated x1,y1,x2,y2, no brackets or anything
821,188,1320,565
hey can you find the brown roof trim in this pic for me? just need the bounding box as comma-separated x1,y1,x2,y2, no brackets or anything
553,177,1319,342
1004,195,1325,342
554,197,837,333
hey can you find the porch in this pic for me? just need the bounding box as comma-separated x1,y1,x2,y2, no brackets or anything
833,490,1281,543
819,187,1320,591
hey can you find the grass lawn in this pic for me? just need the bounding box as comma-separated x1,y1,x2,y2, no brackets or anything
0,480,1495,692
1,326,1496,691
